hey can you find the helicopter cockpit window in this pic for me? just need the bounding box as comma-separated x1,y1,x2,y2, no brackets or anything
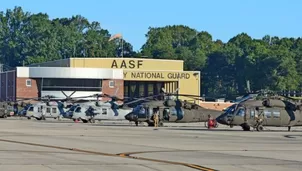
69,105,77,112
28,107,34,112
139,107,146,114
163,108,170,120
75,107,81,113
133,105,146,114
170,108,178,116
272,111,280,119
225,104,237,115
236,108,245,116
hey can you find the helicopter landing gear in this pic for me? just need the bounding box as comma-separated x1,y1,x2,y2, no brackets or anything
147,122,154,127
147,121,163,127
27,117,31,120
57,116,62,121
159,122,164,127
256,124,264,132
73,118,80,122
89,119,95,123
288,126,291,132
241,123,250,131
41,116,46,120
135,121,138,126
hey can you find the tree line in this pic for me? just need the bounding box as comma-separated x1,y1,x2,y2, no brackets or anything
0,6,301,97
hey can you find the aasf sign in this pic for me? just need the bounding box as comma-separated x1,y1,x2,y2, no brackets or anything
111,59,143,69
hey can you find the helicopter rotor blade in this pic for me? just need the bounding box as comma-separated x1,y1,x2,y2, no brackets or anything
124,94,162,106
161,87,166,94
114,87,119,97
173,88,180,94
69,91,77,98
61,91,68,98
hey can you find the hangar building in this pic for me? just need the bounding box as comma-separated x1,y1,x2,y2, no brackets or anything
0,58,201,103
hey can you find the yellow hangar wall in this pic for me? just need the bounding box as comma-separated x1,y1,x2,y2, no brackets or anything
68,58,200,103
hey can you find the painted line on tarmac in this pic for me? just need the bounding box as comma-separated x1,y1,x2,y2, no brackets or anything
0,138,218,171
117,151,218,171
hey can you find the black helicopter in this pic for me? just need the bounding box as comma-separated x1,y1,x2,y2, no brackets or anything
216,90,302,131
124,88,223,126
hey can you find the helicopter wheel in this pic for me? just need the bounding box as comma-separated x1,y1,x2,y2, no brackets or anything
256,125,264,132
73,119,80,122
241,123,250,131
135,121,138,126
147,122,154,127
159,122,164,127
27,117,31,120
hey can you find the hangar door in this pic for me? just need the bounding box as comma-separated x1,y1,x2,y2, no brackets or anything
124,81,178,99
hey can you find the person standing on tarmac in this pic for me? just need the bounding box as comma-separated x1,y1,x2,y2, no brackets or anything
207,114,213,128
153,108,160,127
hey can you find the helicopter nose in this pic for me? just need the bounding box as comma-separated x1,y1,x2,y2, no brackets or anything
125,112,136,121
216,116,228,125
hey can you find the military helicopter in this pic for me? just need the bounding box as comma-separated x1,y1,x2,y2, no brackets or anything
0,101,16,118
0,100,22,118
216,90,302,131
1,97,38,118
124,88,223,127
69,90,151,123
22,91,88,120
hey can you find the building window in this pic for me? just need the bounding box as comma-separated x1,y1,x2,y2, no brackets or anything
109,81,115,88
26,79,32,87
42,78,102,91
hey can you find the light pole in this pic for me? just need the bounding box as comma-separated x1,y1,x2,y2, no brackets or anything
108,33,123,58
121,36,123,58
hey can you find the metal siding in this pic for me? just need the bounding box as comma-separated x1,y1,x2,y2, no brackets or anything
16,67,123,79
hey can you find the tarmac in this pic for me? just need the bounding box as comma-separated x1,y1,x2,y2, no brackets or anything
0,118,302,171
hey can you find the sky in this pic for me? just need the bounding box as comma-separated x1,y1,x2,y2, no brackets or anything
1,0,301,51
